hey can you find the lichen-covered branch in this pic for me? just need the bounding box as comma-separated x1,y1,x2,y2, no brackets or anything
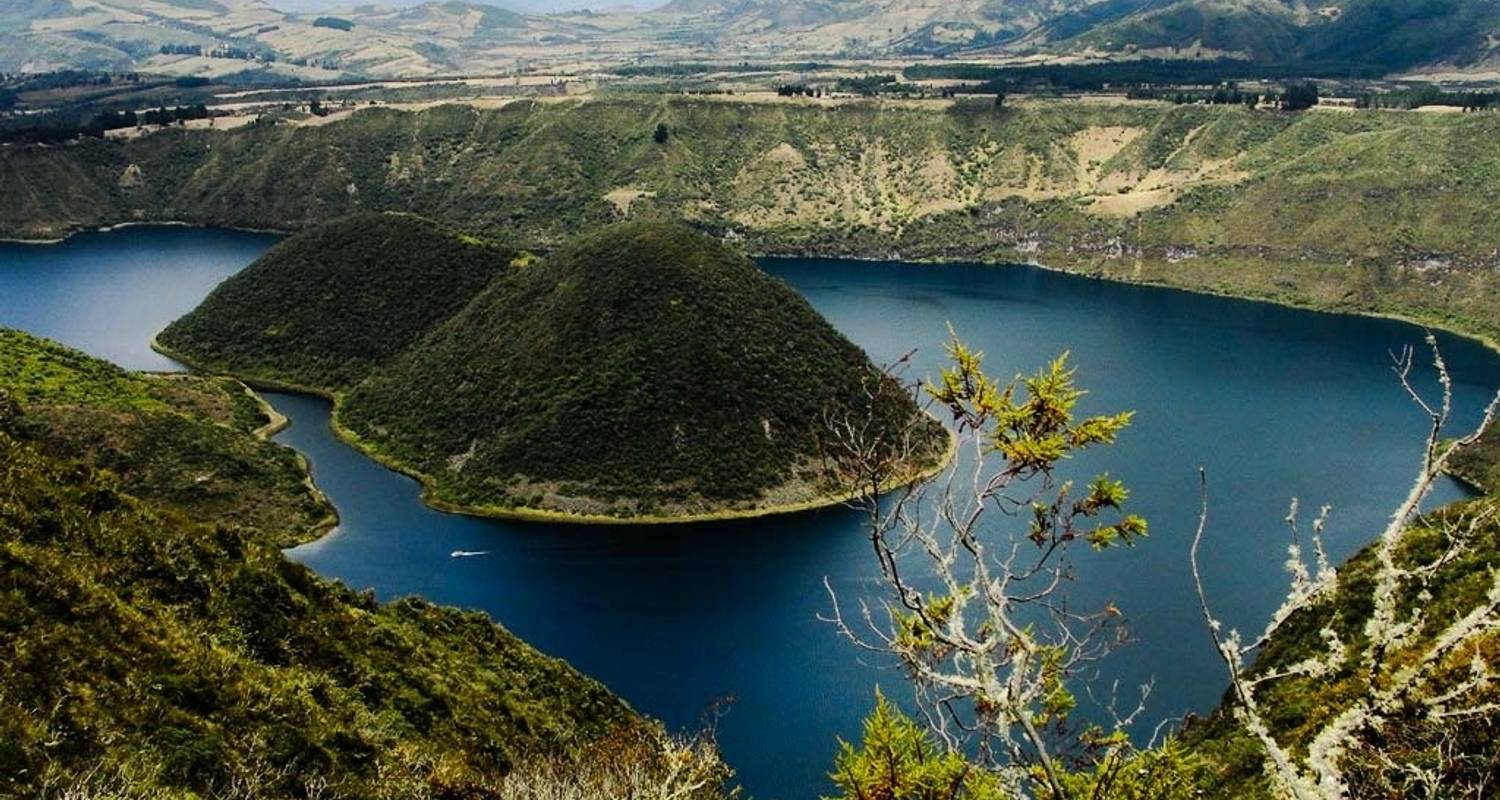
1192,331,1500,799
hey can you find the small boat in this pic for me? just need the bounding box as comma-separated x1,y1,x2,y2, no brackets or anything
450,550,491,558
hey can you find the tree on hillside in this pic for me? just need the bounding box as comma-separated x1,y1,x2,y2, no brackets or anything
1282,82,1320,111
822,334,1149,799
654,122,670,144
1192,333,1500,798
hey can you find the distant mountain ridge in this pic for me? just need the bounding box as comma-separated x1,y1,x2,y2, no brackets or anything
1,0,1496,77
1039,0,1500,69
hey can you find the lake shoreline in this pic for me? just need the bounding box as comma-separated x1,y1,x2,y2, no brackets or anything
0,220,293,246
10,219,1497,361
16,218,1487,361
758,251,1500,359
8,227,1490,799
151,335,960,528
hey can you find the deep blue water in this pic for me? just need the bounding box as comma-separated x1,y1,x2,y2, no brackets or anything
4,227,1499,799
0,226,279,371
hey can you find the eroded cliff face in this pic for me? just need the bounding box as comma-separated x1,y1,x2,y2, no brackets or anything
7,95,1500,339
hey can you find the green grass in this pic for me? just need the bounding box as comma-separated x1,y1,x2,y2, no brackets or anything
0,328,331,545
0,328,166,409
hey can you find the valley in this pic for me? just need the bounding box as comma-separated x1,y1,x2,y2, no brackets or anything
6,3,1500,797
5,0,1500,78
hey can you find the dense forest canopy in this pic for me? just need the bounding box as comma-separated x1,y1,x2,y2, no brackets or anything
161,217,947,520
159,213,513,390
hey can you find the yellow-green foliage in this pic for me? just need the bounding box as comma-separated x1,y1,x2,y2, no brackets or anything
831,695,1215,800
830,692,1008,800
0,329,329,543
927,339,1146,549
0,329,165,410
0,408,642,799
1054,739,1216,800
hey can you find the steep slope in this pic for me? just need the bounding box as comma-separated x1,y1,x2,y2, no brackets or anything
1296,0,1500,71
0,409,646,798
15,96,1500,347
336,221,946,520
1056,0,1500,70
0,328,330,544
158,212,513,391
165,217,946,521
1175,494,1500,797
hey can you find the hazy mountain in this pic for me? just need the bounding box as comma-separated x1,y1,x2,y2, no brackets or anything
0,0,594,76
653,0,1099,52
1,0,1495,75
1043,0,1500,70
267,0,655,11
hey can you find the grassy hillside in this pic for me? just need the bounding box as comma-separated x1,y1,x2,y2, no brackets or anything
157,212,513,391
340,221,947,518
1054,0,1500,70
0,338,703,798
0,420,644,799
6,96,1500,344
0,328,331,545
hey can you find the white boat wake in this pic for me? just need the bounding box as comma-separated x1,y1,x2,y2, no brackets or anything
450,550,492,558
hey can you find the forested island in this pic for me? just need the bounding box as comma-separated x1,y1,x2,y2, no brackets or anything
158,215,949,521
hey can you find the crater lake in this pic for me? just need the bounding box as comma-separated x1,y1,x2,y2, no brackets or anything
3,227,1496,798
